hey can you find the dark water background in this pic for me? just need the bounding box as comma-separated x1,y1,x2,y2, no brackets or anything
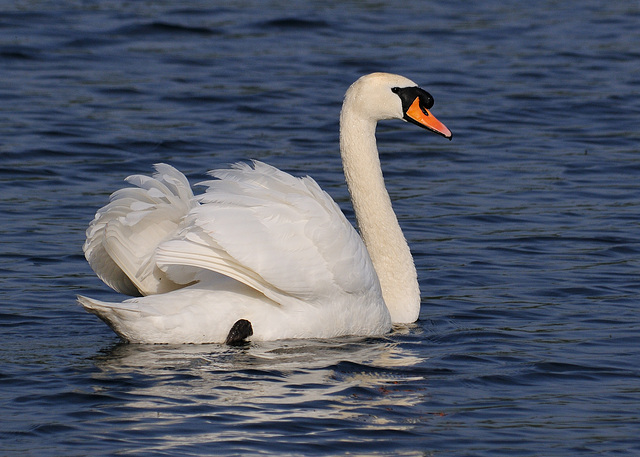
1,1,639,455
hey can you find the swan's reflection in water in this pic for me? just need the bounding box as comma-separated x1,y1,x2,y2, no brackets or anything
88,333,431,453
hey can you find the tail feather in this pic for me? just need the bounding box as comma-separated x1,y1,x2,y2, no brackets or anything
77,295,143,342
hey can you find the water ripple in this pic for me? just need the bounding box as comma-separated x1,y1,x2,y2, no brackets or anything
1,1,640,456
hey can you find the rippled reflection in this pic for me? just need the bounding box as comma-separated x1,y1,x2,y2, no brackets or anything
85,336,429,453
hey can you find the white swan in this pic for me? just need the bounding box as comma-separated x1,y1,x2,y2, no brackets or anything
78,72,452,344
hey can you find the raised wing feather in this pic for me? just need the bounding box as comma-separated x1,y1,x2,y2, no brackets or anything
83,164,197,295
156,161,380,306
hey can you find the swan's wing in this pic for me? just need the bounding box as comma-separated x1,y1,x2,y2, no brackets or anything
156,161,381,307
84,163,198,296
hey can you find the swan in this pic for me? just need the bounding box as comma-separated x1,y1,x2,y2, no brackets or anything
78,72,452,344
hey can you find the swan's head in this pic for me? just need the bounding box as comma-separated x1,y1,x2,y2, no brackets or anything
343,72,452,140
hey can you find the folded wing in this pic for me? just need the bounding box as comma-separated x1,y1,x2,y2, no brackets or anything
156,161,381,307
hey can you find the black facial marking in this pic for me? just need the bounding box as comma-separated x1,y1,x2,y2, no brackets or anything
392,86,435,115
225,319,253,345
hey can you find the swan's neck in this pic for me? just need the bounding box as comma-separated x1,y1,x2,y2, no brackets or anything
339,110,420,323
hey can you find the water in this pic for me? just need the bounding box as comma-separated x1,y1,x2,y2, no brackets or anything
1,1,639,455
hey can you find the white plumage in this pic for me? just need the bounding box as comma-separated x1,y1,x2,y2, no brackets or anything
79,73,452,344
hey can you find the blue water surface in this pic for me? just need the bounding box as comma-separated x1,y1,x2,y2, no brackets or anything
1,1,639,456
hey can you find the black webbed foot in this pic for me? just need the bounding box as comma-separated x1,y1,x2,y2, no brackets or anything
225,319,253,345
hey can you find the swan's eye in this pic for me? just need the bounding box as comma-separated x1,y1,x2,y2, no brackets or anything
393,86,435,113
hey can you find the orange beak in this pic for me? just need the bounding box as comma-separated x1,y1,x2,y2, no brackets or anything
405,97,452,140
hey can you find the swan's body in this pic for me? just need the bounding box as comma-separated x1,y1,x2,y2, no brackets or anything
79,73,451,344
